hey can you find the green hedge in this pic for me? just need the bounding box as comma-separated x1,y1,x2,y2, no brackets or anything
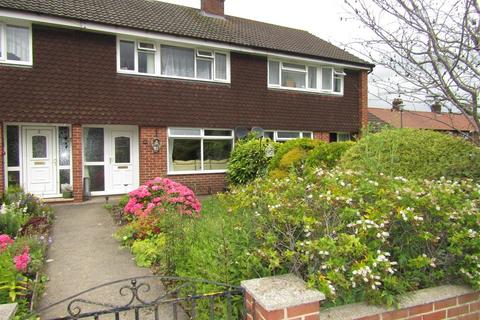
341,129,480,179
305,141,355,169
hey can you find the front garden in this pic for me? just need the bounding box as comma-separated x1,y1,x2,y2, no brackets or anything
0,188,54,319
110,128,480,315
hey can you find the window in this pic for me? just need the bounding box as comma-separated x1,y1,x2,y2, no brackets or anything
0,23,31,65
84,128,105,192
117,38,229,82
329,132,351,142
6,125,20,188
263,130,313,142
168,128,233,173
268,59,344,94
58,126,72,189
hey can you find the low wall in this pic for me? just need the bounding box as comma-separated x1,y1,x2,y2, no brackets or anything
242,275,479,320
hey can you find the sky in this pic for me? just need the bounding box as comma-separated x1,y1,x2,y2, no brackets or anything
160,0,398,109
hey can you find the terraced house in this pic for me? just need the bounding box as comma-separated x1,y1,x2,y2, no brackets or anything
0,0,373,201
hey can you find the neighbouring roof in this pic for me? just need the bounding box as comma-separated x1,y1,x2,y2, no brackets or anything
368,107,478,132
0,0,373,67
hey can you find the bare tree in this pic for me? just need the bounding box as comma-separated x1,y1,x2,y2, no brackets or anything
344,0,480,141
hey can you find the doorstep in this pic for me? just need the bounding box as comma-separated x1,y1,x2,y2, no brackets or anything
42,198,75,204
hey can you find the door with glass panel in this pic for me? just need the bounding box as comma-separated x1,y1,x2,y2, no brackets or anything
110,131,134,193
24,127,57,195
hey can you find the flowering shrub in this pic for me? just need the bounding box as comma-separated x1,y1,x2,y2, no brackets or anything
124,178,201,218
221,169,480,306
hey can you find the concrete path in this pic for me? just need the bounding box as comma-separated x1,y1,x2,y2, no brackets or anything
37,200,183,319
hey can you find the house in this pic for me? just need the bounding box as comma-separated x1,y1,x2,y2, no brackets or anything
0,0,373,201
368,107,478,137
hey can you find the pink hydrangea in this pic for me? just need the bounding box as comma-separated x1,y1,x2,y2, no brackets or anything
0,234,14,250
13,247,30,272
124,178,202,217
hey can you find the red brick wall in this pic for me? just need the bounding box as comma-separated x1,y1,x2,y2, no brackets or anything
201,0,224,15
0,122,4,195
245,291,321,320
358,70,369,130
314,132,330,142
353,291,479,320
0,25,363,133
169,173,226,195
72,124,83,202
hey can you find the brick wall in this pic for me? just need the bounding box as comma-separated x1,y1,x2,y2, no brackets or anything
0,122,3,195
314,132,330,142
321,287,479,320
71,124,83,202
0,25,363,133
358,70,369,130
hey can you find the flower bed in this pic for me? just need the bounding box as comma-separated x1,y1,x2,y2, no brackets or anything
0,188,54,319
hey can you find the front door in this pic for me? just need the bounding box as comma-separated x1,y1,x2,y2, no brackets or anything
110,130,135,194
25,127,57,195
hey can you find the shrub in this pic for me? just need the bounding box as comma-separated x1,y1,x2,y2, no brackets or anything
124,177,201,218
305,141,355,169
130,235,166,268
227,137,278,186
341,128,480,179
220,169,480,307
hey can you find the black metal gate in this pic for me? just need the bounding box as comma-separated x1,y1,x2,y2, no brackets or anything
36,276,245,320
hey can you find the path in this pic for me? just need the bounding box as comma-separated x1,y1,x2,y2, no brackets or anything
37,200,182,319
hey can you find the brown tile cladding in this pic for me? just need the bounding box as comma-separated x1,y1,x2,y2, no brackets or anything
0,25,364,133
0,122,3,194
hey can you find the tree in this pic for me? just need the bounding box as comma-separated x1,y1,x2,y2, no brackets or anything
344,0,480,141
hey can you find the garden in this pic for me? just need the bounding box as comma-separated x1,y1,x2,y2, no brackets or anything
0,188,54,319
109,128,480,315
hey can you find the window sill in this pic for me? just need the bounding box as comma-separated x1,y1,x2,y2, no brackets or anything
117,69,231,85
167,170,227,176
268,86,343,96
0,60,32,67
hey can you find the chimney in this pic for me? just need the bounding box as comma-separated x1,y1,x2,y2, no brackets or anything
201,0,225,16
430,101,442,114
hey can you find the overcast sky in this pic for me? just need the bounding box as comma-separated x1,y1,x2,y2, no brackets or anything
161,0,399,109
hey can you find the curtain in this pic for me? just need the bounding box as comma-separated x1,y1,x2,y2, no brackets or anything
6,25,29,62
215,53,227,80
161,45,194,77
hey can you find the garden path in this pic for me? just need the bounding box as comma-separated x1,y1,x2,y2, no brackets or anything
37,200,185,320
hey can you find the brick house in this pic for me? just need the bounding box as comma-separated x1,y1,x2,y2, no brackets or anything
0,0,373,201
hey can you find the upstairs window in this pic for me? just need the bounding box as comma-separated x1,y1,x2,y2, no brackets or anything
118,38,230,83
268,59,345,95
0,23,32,65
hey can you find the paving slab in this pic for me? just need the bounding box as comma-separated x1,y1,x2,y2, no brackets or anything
37,201,185,319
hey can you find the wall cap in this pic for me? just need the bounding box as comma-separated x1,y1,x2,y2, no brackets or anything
241,274,325,311
320,285,475,320
0,303,17,320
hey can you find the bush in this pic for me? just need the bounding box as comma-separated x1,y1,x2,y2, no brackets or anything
227,137,278,186
341,129,480,179
219,170,480,307
268,138,322,178
124,177,201,218
305,141,355,169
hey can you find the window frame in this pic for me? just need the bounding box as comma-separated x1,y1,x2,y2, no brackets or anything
117,37,231,83
0,20,33,66
264,130,314,142
268,58,345,96
167,128,234,175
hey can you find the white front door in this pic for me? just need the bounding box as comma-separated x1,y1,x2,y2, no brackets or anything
25,127,57,195
110,130,135,194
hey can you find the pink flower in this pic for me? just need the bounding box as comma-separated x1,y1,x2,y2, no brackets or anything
13,247,30,272
0,234,14,250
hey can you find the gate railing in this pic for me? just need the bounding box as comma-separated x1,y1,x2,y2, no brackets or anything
35,276,245,320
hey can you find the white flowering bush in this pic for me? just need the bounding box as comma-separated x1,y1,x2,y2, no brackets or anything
222,169,480,307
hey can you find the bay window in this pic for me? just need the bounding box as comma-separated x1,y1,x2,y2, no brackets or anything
168,128,233,173
0,23,32,65
117,38,229,82
268,59,345,94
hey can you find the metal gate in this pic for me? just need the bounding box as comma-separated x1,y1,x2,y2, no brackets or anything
36,276,245,320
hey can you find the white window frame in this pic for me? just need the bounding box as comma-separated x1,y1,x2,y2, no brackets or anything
167,128,234,175
336,132,351,142
117,37,231,83
264,130,313,142
268,58,345,96
0,20,33,66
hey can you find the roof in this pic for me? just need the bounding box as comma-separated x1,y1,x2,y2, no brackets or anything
0,0,372,67
368,107,478,132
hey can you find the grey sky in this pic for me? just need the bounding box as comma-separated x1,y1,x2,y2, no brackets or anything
160,0,395,109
